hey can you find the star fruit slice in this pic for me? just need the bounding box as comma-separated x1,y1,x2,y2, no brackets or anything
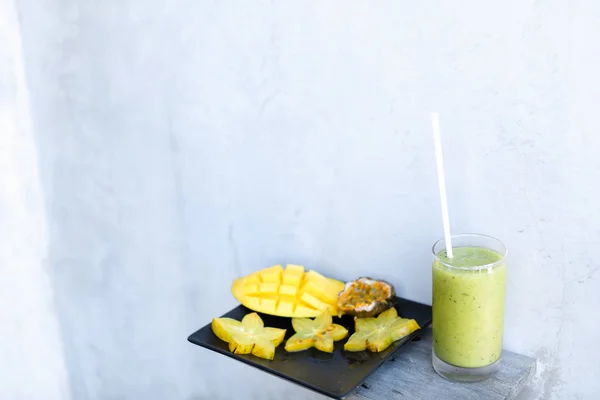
211,312,286,360
285,309,348,353
344,307,421,352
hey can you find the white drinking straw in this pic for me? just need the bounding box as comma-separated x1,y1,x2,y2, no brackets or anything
431,112,453,258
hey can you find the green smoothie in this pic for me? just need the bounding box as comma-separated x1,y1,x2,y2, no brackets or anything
432,246,507,368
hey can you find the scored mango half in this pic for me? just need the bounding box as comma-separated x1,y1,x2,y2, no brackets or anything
285,310,348,353
232,264,346,318
344,307,420,353
211,312,286,360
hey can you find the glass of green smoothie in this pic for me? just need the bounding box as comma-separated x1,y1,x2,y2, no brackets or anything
431,233,508,382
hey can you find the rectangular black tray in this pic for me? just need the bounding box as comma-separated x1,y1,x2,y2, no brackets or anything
188,297,432,399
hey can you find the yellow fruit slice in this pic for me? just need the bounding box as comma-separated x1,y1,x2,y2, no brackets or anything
211,317,243,343
231,264,345,317
211,312,286,360
344,308,420,352
260,265,284,282
284,310,348,353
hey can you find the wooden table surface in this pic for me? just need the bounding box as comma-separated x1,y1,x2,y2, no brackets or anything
347,328,536,400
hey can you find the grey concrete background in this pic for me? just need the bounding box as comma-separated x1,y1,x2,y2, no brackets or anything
1,0,599,399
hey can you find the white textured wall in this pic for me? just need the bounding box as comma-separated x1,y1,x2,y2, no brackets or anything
3,0,600,399
0,0,70,399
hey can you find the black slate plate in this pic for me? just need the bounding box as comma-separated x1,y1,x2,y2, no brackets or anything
188,297,432,399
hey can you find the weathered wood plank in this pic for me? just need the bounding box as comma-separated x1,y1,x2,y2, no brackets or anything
347,328,536,400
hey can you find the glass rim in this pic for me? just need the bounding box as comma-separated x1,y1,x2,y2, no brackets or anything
432,233,508,270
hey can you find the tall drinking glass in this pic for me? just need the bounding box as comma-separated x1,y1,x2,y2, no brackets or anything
431,233,508,382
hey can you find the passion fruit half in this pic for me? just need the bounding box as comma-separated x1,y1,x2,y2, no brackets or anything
336,277,395,318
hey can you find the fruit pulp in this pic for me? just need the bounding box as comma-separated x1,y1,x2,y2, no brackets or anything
232,264,345,317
